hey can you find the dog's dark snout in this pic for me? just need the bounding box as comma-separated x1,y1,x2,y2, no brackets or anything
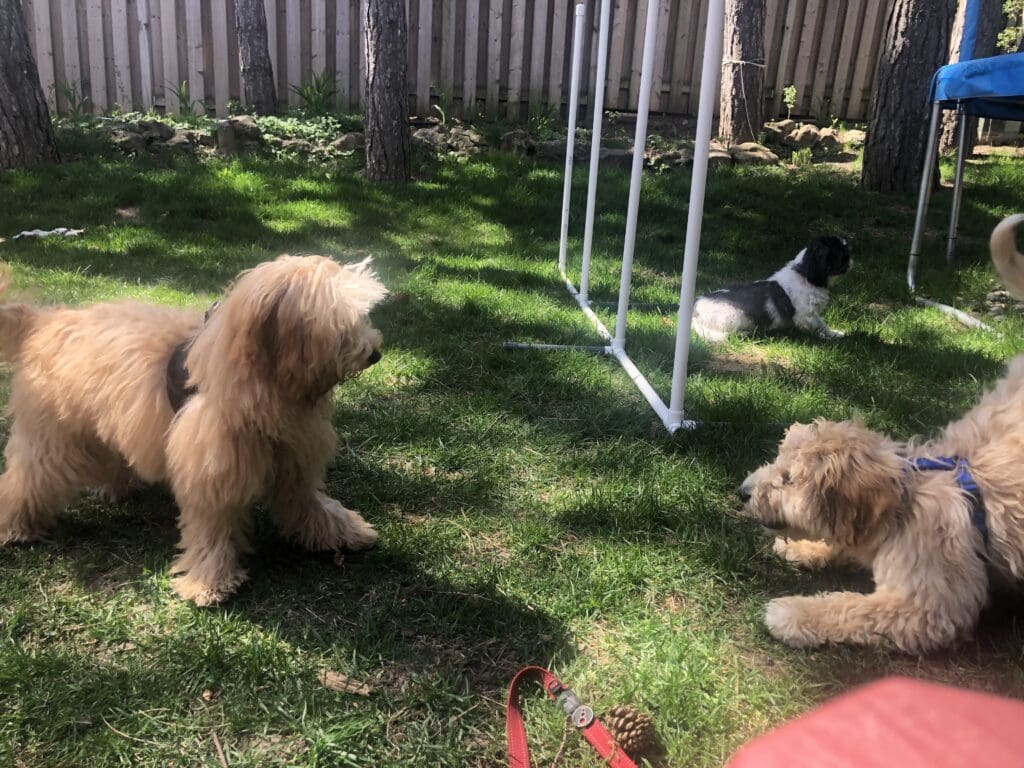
367,349,382,365
738,485,752,503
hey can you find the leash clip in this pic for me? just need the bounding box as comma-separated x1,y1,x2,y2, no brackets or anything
554,687,596,728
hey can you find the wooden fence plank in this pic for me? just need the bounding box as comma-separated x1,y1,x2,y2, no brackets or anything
685,0,707,113
440,0,456,102
264,0,277,92
110,0,132,107
810,0,840,118
626,0,647,108
485,0,502,117
30,0,57,109
547,0,566,108
285,0,300,103
846,0,884,119
136,0,154,108
604,0,628,108
159,0,177,111
311,0,326,74
184,0,204,113
59,0,83,108
771,0,803,115
335,0,350,106
528,0,548,108
506,0,525,119
650,0,671,111
794,0,821,114
830,0,862,117
210,0,229,114
463,0,479,116
416,0,432,114
357,0,365,106
667,0,692,112
85,0,107,111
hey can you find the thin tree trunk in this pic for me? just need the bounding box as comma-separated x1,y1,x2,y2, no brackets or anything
364,0,410,182
861,0,956,193
0,0,60,169
235,0,278,114
719,0,766,144
937,0,1003,154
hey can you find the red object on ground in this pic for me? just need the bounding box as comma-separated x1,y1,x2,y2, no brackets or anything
727,676,1024,768
506,666,638,768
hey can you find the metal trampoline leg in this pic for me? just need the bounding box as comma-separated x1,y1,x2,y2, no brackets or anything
907,101,943,293
946,106,968,265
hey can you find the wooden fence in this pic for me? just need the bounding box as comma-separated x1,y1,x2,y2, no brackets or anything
21,0,891,122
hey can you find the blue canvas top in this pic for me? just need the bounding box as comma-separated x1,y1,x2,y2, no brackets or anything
929,53,1024,120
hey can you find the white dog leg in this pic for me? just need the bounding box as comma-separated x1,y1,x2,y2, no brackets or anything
765,588,971,653
273,489,378,552
0,428,82,544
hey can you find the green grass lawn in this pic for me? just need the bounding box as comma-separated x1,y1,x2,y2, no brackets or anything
1,125,1023,767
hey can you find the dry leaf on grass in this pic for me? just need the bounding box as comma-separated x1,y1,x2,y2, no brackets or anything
319,670,373,696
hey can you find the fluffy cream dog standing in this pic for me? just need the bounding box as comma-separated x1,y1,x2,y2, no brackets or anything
0,255,387,606
738,358,1024,654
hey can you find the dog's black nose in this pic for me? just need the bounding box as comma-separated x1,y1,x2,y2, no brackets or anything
367,349,382,365
738,486,751,503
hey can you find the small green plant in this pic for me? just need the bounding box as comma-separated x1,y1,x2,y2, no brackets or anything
289,71,336,115
998,0,1024,52
58,81,91,119
167,80,201,118
783,84,797,120
527,103,560,141
790,147,812,167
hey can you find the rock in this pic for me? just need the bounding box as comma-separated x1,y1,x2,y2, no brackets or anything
646,146,693,169
814,127,842,156
192,130,216,148
411,126,447,153
216,121,238,154
769,119,796,135
731,141,780,165
136,119,175,142
280,137,314,155
841,128,866,148
448,125,486,155
330,132,364,152
536,138,567,160
501,129,534,155
707,140,733,169
784,124,820,149
111,129,147,154
229,115,263,143
163,130,195,151
761,123,786,145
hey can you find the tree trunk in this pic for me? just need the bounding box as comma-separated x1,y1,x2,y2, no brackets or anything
234,0,278,114
0,0,59,169
861,0,956,194
364,0,410,182
719,0,766,144
937,0,1003,154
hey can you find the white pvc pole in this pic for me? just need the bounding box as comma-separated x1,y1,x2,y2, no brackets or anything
612,0,661,349
579,0,613,301
558,5,587,275
666,0,725,430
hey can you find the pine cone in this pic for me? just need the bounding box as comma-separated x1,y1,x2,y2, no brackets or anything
604,704,658,760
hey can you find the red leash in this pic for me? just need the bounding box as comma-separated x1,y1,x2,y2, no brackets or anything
506,666,639,768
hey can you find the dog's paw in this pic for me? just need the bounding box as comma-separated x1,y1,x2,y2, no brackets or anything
339,510,379,551
821,328,846,340
317,496,379,551
172,571,246,607
765,597,825,648
772,537,833,570
0,525,45,545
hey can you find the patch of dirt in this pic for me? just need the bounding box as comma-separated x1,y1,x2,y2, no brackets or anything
702,348,791,376
114,206,141,223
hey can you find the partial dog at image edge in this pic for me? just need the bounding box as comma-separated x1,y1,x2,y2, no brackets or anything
990,212,1024,299
691,236,852,343
738,353,1024,653
0,255,387,606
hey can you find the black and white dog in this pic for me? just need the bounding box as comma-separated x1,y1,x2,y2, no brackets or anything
691,236,852,343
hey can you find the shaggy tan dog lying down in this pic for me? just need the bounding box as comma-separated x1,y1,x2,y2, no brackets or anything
0,255,387,606
739,356,1024,654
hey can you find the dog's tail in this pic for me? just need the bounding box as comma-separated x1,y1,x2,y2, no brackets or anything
990,213,1024,300
0,265,39,363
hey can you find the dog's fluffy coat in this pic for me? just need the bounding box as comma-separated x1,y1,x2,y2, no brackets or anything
991,213,1024,299
0,255,387,605
739,359,1024,654
691,236,851,343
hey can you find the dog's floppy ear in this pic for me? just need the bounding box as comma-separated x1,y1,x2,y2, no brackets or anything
801,420,903,547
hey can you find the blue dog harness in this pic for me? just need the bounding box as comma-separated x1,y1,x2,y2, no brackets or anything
909,456,989,553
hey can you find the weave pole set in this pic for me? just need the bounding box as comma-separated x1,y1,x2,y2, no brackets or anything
504,0,726,433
